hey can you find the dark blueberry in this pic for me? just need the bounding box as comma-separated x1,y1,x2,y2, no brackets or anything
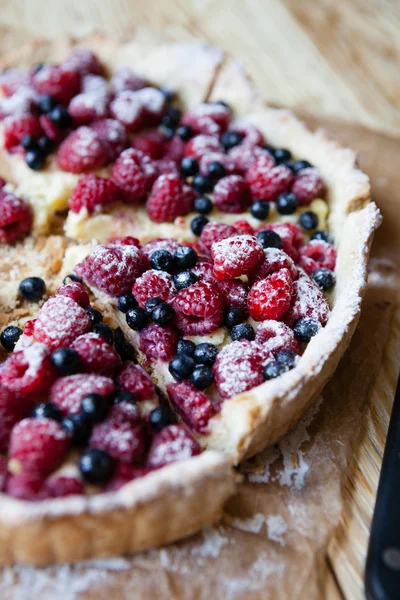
207,161,226,180
191,215,209,236
93,322,114,344
264,144,277,157
149,406,175,432
223,306,245,329
37,94,57,114
151,302,175,326
300,211,318,230
62,273,83,285
21,135,38,150
126,307,148,331
293,317,320,343
51,347,80,375
161,106,181,129
32,63,44,74
174,245,198,270
180,156,199,177
276,192,298,215
263,360,285,380
311,230,334,244
189,365,214,390
32,401,63,422
251,200,270,220
38,136,55,156
79,448,115,484
62,414,92,445
256,230,282,250
48,105,72,127
159,126,175,140
150,249,176,273
193,343,219,366
173,270,198,290
291,159,312,173
81,393,109,423
0,325,22,351
117,293,138,313
312,267,336,291
113,327,137,362
86,307,103,325
192,174,214,194
144,297,164,317
177,338,196,357
113,390,135,404
169,354,195,381
159,87,176,102
221,130,244,150
25,148,45,170
176,125,194,141
194,195,213,215
276,349,297,370
230,323,255,341
19,277,46,302
274,148,292,164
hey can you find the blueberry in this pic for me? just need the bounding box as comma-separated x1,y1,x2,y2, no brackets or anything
25,149,45,170
256,230,282,250
311,230,333,244
161,106,181,129
113,390,135,404
113,328,137,362
51,348,80,375
62,273,83,285
38,136,55,156
149,406,175,431
144,297,164,318
230,323,255,341
86,307,103,325
126,307,148,331
300,211,318,230
117,293,138,313
180,157,199,177
312,268,336,291
221,130,244,150
62,414,92,445
32,402,63,422
291,159,312,173
79,448,115,484
169,354,195,381
32,63,44,74
193,343,218,366
174,245,198,270
191,215,209,236
276,192,298,215
19,277,46,302
151,302,175,326
37,94,57,114
173,271,197,290
223,307,245,329
264,144,277,157
276,349,297,370
189,365,214,390
177,339,196,356
81,393,109,423
150,249,176,273
194,196,213,215
48,105,72,127
176,125,194,141
159,87,176,102
21,135,38,150
263,360,285,380
93,322,114,344
0,325,22,351
251,200,270,220
207,161,226,180
274,148,292,164
293,317,320,342
192,174,214,194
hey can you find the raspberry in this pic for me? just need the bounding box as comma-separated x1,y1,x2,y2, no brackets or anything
247,268,293,321
46,476,84,497
132,130,167,159
110,66,148,94
9,417,69,475
33,295,91,350
229,144,270,175
141,238,180,269
246,158,294,200
71,332,121,377
0,387,30,452
109,235,140,247
90,118,128,162
111,148,157,202
255,320,300,355
75,243,143,297
6,472,46,501
68,91,109,124
211,234,264,280
89,412,147,464
173,280,223,336
184,134,222,160
34,65,81,105
0,68,34,97
139,324,177,362
146,424,201,469
132,270,177,308
3,114,43,153
154,158,179,178
117,363,155,402
0,190,32,244
0,456,8,492
181,103,230,136
164,135,185,163
57,281,90,307
69,174,120,214
299,240,336,274
57,127,108,173
229,123,264,147
212,175,252,213
50,373,115,415
23,319,36,337
250,247,297,283
135,87,166,126
110,90,144,131
284,271,330,326
63,48,103,77
167,381,218,434
105,463,149,492
108,401,141,425
291,168,325,205
39,114,67,143
0,87,37,119
217,279,248,310
259,223,304,262
213,340,264,399
197,222,238,256
232,220,255,235
1,343,56,399
146,174,195,223
199,152,235,176
82,74,108,94
190,256,214,280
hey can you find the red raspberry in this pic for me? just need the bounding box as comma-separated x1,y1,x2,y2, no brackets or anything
173,280,223,336
117,363,155,402
50,373,115,415
108,401,141,425
197,222,238,256
0,87,37,119
154,158,179,178
68,91,109,125
75,243,143,297
184,134,223,160
190,256,214,280
211,234,264,280
33,65,81,105
135,87,166,126
146,174,195,223
247,268,293,321
229,144,270,175
181,103,230,136
229,123,264,147
89,411,147,464
291,168,325,205
141,238,180,269
146,424,201,469
250,248,297,283
71,332,121,377
299,240,336,274
82,74,108,94
167,381,218,434
57,127,108,173
284,271,330,326
0,190,32,244
6,472,46,501
90,118,128,162
110,66,148,94
0,456,8,492
255,320,300,355
1,343,56,400
45,476,84,497
23,319,36,337
199,152,235,176
217,279,248,310
132,270,177,308
259,222,304,262
132,130,167,159
57,281,90,307
109,235,140,247
0,387,30,452
105,463,149,492
9,417,69,475
213,175,252,214
110,90,145,131
213,340,264,399
33,295,91,350
69,174,119,214
246,158,294,200
0,68,34,96
139,324,177,362
3,114,43,153
39,114,67,143
111,148,157,202
63,48,102,77
232,219,255,235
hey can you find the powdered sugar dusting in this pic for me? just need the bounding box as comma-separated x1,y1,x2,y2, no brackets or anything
266,515,287,546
